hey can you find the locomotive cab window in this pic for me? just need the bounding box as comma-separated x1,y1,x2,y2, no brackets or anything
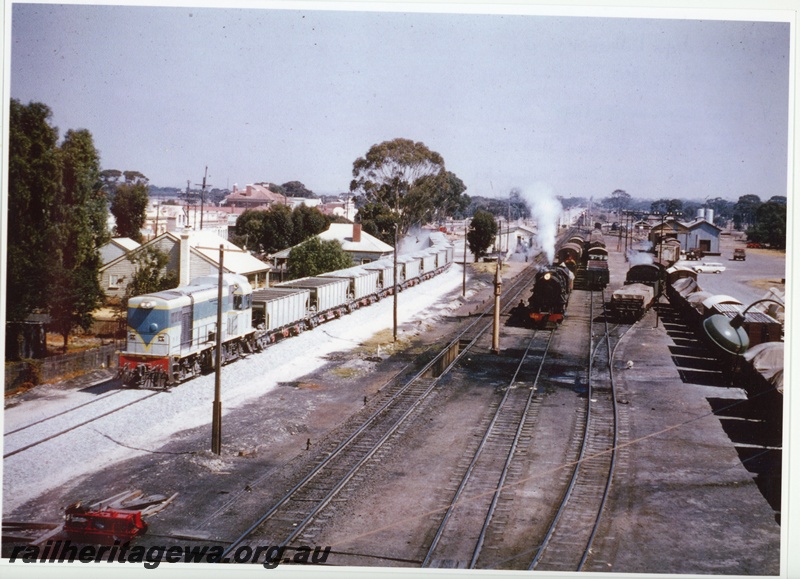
233,293,250,310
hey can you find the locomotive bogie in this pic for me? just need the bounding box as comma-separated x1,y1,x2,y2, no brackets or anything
529,312,565,328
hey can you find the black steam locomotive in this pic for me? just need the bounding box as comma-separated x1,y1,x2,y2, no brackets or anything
527,264,574,327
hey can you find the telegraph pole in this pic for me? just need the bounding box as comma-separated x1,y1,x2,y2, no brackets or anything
199,166,210,231
212,245,224,454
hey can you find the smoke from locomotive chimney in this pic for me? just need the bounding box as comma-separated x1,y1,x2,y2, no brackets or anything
520,182,561,263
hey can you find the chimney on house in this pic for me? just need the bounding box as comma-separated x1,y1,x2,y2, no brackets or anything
352,223,362,243
179,228,191,287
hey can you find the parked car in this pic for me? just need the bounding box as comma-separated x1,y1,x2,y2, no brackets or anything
733,248,746,261
693,262,726,274
684,248,703,260
746,242,763,248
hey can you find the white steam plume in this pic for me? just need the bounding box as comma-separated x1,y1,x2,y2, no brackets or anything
628,251,654,266
519,182,562,263
397,226,431,256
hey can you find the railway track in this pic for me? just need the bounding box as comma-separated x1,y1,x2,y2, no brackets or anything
529,288,624,572
3,385,161,459
421,327,555,569
215,258,545,560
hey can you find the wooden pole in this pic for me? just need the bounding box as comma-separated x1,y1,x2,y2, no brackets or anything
492,259,502,354
463,219,468,297
393,224,398,343
212,245,223,454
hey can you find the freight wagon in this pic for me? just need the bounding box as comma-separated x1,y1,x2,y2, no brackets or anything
251,287,311,342
320,267,381,306
275,277,351,326
610,283,654,322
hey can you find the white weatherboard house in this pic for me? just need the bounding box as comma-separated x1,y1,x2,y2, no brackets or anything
99,237,141,266
100,229,270,301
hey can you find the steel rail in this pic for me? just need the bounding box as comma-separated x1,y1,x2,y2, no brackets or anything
3,390,162,459
529,288,605,570
4,384,123,436
220,262,541,560
468,328,555,568
421,328,552,567
578,290,631,570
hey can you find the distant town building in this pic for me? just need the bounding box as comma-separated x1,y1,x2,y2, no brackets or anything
649,215,722,256
319,197,356,222
222,183,288,209
495,224,537,257
286,197,322,210
143,202,234,240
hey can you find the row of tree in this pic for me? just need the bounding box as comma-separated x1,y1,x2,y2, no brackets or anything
594,190,786,227
8,100,109,350
591,190,786,248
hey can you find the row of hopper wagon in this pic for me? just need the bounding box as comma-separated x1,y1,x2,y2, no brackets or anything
250,235,455,342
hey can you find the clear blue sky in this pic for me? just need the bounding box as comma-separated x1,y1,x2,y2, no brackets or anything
7,2,792,202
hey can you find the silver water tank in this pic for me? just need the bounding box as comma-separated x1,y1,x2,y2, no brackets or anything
705,208,714,223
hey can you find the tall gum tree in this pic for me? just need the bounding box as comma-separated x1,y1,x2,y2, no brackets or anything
350,138,446,241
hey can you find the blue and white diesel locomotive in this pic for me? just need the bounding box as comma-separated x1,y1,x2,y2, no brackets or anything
119,232,455,387
119,274,257,387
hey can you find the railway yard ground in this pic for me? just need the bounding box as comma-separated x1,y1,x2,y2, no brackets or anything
2,230,787,577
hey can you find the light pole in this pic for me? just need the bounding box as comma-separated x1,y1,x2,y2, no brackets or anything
703,298,785,355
